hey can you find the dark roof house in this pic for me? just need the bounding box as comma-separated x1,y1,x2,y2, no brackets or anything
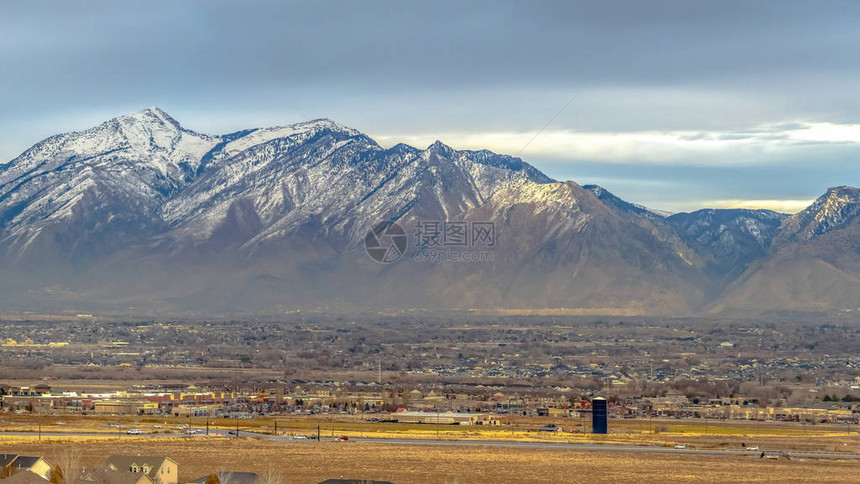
10,459,43,471
0,455,19,469
0,455,53,480
78,468,154,484
104,456,178,484
1,471,48,484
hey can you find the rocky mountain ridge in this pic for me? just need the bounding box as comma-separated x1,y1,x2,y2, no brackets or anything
0,108,856,316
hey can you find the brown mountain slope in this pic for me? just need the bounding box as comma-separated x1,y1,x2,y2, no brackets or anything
712,187,860,314
362,181,708,314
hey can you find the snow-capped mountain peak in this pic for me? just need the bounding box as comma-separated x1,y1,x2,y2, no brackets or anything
100,108,217,173
0,108,217,247
117,106,182,129
1,107,217,184
211,118,371,162
775,186,860,245
4,108,859,315
426,139,455,155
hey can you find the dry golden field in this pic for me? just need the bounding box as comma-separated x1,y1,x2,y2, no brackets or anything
3,413,859,453
1,436,858,484
2,413,859,483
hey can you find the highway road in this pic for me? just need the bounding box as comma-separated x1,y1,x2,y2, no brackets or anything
4,428,860,460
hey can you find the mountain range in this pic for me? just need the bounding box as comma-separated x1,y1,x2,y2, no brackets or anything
1,107,858,316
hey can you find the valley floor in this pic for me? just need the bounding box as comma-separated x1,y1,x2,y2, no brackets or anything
2,435,859,483
2,415,859,483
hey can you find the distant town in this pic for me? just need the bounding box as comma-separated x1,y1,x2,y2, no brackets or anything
1,314,858,427
1,314,859,483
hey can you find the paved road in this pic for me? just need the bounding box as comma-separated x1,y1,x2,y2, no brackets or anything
6,429,860,460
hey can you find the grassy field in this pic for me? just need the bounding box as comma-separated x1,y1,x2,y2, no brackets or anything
2,413,858,453
1,436,859,483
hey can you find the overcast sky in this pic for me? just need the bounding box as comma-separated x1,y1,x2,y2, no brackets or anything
2,0,859,213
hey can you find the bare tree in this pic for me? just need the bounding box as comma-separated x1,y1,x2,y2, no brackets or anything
253,467,284,484
50,448,83,484
215,468,234,484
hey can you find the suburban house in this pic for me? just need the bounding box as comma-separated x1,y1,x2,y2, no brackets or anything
2,471,49,484
104,456,178,484
78,469,154,484
0,455,53,480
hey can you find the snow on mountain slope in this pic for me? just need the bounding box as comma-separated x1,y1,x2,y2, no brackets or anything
583,184,669,222
773,186,860,246
0,108,569,312
163,129,552,251
0,108,220,262
669,209,786,249
0,108,553,258
0,107,216,187
219,119,363,158
667,208,787,282
2,107,858,315
0,107,216,223
162,119,381,233
712,187,860,314
583,184,788,282
429,180,707,312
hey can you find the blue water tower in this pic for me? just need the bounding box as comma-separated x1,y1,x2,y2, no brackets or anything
592,397,608,434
